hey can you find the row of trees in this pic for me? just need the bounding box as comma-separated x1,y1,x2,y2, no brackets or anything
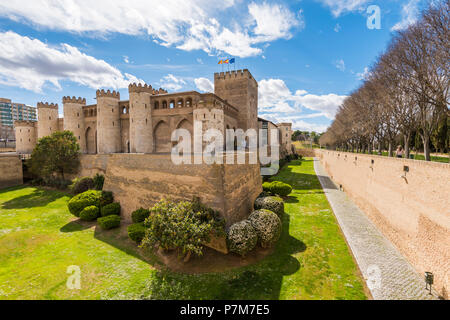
320,1,449,160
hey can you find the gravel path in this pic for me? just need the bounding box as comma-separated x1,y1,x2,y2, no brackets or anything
314,158,438,300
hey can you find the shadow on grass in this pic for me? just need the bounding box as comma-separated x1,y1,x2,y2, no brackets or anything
1,187,67,209
60,220,95,233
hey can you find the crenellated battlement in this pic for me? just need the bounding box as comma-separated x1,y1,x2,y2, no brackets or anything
62,96,86,104
14,120,37,127
129,83,153,94
37,102,58,109
214,69,251,80
96,89,120,99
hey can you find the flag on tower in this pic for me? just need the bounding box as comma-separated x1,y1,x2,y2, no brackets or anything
229,58,235,64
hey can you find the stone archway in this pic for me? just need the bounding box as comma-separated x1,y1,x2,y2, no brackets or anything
154,121,171,153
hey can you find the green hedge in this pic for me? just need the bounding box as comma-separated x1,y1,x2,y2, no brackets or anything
131,208,150,223
98,215,121,230
99,191,114,208
93,173,105,190
79,205,100,221
101,202,121,217
262,181,292,197
127,223,146,243
68,190,102,217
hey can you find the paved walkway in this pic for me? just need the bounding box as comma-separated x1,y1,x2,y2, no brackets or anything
313,158,438,300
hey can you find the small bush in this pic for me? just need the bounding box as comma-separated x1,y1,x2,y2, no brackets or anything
101,202,121,217
79,205,100,221
70,177,95,195
98,215,120,230
128,223,146,243
248,209,282,248
263,181,292,197
99,191,114,208
262,182,273,193
68,190,102,217
257,191,272,199
141,198,225,257
132,208,150,223
254,196,284,217
227,220,258,257
270,181,292,197
93,173,105,190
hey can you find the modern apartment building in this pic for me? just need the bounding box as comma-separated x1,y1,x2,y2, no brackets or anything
0,98,37,143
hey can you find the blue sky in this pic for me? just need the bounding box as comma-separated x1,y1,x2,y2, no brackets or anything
0,0,426,132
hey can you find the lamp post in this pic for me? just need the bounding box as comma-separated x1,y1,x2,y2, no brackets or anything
425,272,434,295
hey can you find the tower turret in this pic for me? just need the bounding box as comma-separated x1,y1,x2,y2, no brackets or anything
214,69,258,132
128,83,154,153
37,102,59,139
63,96,86,153
14,120,37,154
96,89,121,154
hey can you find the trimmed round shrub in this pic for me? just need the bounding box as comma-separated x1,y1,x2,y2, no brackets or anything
257,191,272,199
98,215,120,230
68,190,102,217
70,177,95,195
128,223,146,243
101,202,121,217
254,196,284,217
227,220,258,257
99,191,114,208
268,181,292,197
131,208,150,223
79,205,100,221
262,182,272,193
248,209,282,248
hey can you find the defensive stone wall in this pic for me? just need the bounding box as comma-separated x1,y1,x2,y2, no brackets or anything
316,149,450,298
76,153,262,226
0,154,23,189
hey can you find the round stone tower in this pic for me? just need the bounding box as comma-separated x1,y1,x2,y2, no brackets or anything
96,89,121,154
128,83,153,153
63,96,87,153
14,120,37,154
37,102,59,139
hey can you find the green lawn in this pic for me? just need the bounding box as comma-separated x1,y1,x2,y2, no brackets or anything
0,159,367,300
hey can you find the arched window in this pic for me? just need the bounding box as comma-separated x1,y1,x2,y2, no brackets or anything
122,106,127,114
177,99,183,108
185,98,192,107
154,101,159,109
162,101,168,109
169,100,175,109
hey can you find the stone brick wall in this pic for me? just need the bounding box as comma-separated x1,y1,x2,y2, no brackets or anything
76,153,262,226
316,149,450,298
0,154,23,189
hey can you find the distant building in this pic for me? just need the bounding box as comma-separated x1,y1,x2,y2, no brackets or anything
0,98,37,145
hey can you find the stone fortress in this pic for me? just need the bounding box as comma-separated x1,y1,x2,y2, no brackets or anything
15,69,293,156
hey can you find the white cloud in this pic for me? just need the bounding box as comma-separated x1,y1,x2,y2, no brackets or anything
159,74,186,91
316,0,370,17
335,59,346,71
391,0,420,31
248,2,304,41
334,23,341,32
194,77,214,92
0,0,303,58
258,78,347,120
0,31,142,93
123,56,129,64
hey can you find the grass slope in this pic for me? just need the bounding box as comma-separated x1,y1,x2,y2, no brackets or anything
0,159,366,300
